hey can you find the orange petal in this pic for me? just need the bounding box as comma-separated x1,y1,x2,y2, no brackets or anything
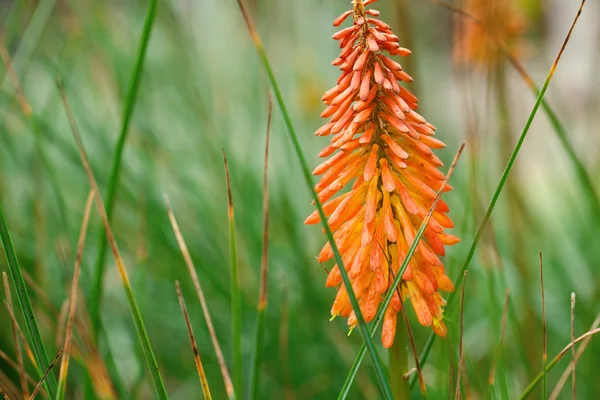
382,308,397,348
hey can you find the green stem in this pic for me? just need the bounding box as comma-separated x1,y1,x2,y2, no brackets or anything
229,210,242,397
389,325,410,400
89,0,158,337
250,306,266,400
0,206,57,397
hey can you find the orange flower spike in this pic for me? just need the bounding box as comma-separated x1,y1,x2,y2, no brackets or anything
306,0,458,347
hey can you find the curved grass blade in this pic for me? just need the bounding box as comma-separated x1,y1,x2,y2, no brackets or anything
339,144,465,399
549,313,600,400
175,282,212,400
519,327,600,399
540,253,547,399
56,192,95,400
2,272,29,398
233,1,393,397
0,207,57,397
165,197,236,400
410,1,587,389
454,271,468,400
221,150,242,397
90,0,159,335
250,96,272,400
0,349,39,392
2,300,41,374
57,81,168,400
30,348,63,400
488,289,510,392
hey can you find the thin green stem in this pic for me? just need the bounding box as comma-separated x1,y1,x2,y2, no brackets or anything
250,98,272,400
410,2,586,389
0,206,57,397
222,150,242,397
89,0,158,336
250,308,267,400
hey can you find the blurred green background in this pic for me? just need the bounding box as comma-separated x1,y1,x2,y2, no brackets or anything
1,0,600,398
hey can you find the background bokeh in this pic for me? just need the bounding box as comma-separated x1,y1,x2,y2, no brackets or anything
1,0,600,398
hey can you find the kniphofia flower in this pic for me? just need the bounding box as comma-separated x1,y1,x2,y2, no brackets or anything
305,0,459,348
453,0,526,66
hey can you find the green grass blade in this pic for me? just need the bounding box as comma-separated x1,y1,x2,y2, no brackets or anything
222,150,243,397
540,254,547,400
175,282,213,400
56,192,94,400
410,1,586,390
58,81,169,400
250,98,272,400
233,2,393,397
338,145,465,400
0,206,58,397
165,197,237,400
89,0,159,336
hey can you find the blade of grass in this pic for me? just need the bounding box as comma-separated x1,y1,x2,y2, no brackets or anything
0,349,39,390
56,191,94,400
454,271,468,400
57,81,168,400
30,348,63,400
540,253,547,400
221,149,242,397
431,0,600,221
250,96,272,400
339,144,465,399
175,281,212,400
279,277,294,400
549,312,600,400
0,207,57,396
21,270,123,398
570,293,576,399
2,272,29,398
488,289,510,389
519,327,600,399
164,196,236,400
89,0,158,336
234,2,404,397
3,300,40,372
410,2,586,388
0,385,10,400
